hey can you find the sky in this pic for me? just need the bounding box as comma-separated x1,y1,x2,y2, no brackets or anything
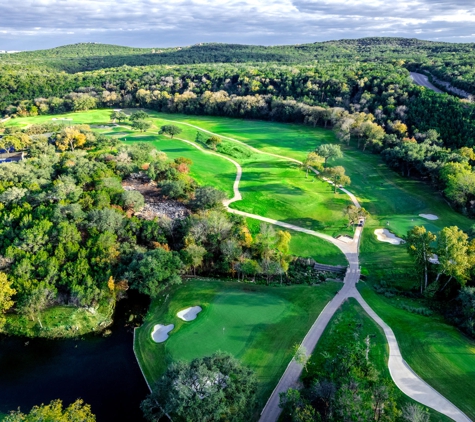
1,0,475,51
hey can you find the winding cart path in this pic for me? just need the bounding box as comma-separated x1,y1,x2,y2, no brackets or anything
169,126,471,422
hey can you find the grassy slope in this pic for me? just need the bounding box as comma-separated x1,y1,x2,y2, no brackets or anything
134,279,341,411
145,112,474,274
305,298,452,422
358,284,475,420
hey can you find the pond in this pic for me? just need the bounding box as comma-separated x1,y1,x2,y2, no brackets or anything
0,293,150,421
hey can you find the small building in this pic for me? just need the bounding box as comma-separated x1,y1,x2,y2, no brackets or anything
0,151,26,163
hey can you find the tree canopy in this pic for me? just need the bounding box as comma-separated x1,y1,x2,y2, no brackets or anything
141,352,257,422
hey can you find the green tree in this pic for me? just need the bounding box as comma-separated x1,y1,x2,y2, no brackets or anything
159,125,182,139
5,399,96,422
315,144,343,168
121,190,145,212
110,110,128,123
129,110,148,121
293,344,310,372
72,94,97,111
323,166,351,193
159,180,188,199
301,152,323,178
183,243,207,275
141,352,257,422
0,273,16,331
206,135,222,150
126,249,183,297
132,119,152,132
435,226,475,291
190,186,226,211
344,205,369,229
279,389,317,422
405,226,436,293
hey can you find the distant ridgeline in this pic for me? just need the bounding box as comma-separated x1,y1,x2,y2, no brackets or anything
1,38,474,93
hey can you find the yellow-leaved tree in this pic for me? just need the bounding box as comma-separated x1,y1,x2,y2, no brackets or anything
55,127,87,151
5,399,96,422
0,272,16,331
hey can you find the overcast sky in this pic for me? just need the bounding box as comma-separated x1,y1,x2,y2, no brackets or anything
1,0,475,51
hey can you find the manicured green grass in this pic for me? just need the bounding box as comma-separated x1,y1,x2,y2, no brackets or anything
358,283,475,420
134,279,341,412
305,298,452,421
146,112,474,274
167,290,288,361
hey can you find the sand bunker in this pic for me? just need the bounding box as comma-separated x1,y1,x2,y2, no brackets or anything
429,254,440,264
419,214,438,220
374,229,405,245
177,306,202,321
51,118,73,121
151,324,174,343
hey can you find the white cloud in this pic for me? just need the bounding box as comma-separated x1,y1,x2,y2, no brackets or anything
1,0,475,50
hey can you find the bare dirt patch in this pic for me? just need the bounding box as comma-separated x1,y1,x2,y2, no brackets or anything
122,173,190,220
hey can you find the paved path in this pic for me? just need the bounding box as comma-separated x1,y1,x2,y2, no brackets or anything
353,291,472,422
410,72,443,93
169,126,471,422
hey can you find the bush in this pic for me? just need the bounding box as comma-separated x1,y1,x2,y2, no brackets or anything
217,142,252,159
159,179,188,199
190,186,226,211
121,190,145,211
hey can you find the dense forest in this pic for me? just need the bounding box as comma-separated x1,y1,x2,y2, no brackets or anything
2,39,475,94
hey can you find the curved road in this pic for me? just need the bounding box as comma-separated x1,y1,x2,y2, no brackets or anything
170,127,471,422
410,72,443,93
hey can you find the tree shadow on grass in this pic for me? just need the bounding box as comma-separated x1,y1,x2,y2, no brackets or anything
239,182,306,196
280,217,327,232
159,147,192,153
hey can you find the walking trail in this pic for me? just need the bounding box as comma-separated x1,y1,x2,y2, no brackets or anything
167,122,471,422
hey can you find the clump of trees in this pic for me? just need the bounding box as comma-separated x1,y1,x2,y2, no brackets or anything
5,399,96,422
141,352,257,422
405,225,475,339
280,336,400,421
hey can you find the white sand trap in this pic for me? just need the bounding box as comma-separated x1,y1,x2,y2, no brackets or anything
177,306,202,321
151,324,174,343
51,118,73,121
429,254,440,264
374,229,405,245
419,214,438,220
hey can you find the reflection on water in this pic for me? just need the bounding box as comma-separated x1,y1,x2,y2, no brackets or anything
0,292,150,421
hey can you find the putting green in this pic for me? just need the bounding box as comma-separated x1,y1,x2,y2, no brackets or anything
167,290,288,362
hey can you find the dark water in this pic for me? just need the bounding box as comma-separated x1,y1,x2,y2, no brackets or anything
0,293,150,421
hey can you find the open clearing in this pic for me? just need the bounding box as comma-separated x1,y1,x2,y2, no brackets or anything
134,279,340,412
